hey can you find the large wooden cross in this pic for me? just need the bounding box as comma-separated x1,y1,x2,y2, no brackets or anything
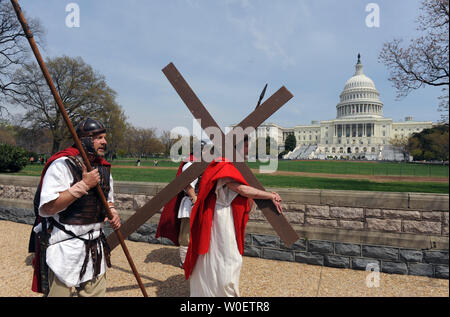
107,63,299,250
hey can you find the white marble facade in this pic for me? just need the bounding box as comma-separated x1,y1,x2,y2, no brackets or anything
229,55,432,161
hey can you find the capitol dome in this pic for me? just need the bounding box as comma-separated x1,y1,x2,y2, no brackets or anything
336,54,383,119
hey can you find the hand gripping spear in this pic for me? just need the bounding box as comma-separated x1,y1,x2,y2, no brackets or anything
10,0,148,297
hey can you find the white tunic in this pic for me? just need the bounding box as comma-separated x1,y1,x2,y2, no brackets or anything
189,177,242,297
177,161,198,219
35,157,114,288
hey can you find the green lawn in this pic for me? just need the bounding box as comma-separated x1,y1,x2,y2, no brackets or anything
7,162,449,194
247,160,449,177
113,158,179,168
114,158,449,178
254,174,449,194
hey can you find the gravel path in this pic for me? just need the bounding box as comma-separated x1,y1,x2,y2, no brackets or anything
1,220,448,297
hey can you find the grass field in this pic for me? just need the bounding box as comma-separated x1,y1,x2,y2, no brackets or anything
114,158,449,177
8,160,449,194
250,160,449,178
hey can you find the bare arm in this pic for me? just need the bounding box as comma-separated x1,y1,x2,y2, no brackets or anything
185,185,197,204
181,161,197,204
40,190,78,216
105,201,121,230
226,181,283,214
40,167,100,216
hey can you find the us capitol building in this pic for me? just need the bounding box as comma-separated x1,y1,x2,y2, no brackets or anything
229,54,433,161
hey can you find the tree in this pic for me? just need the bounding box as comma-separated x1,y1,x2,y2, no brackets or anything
379,0,449,122
426,128,449,161
0,119,15,145
0,1,44,117
284,133,296,152
9,55,119,153
0,142,28,172
128,127,164,158
160,130,181,157
407,124,449,161
96,95,129,160
14,125,52,154
389,136,411,162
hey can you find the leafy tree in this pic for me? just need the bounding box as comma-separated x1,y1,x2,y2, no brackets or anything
0,142,28,172
284,133,296,152
407,124,449,161
8,56,121,153
96,95,129,160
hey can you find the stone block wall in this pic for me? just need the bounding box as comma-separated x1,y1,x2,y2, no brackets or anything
116,221,448,279
0,175,448,279
262,204,448,236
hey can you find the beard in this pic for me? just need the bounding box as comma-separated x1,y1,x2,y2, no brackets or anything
95,145,107,157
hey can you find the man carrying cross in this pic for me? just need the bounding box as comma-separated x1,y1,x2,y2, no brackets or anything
184,136,283,297
105,63,298,297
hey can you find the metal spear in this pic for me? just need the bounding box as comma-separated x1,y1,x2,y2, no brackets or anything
256,83,268,109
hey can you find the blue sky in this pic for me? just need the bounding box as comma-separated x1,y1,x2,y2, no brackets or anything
15,0,443,135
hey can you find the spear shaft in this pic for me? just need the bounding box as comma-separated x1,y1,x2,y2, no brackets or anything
10,0,148,297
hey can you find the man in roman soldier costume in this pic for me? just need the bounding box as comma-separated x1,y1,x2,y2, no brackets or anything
156,140,208,267
183,136,283,297
30,117,120,297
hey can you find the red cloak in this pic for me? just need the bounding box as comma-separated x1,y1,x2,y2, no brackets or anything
155,155,196,246
183,158,251,280
31,146,110,293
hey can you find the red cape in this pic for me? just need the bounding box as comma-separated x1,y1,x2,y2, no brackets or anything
155,155,196,246
31,146,110,293
39,146,111,187
183,158,251,280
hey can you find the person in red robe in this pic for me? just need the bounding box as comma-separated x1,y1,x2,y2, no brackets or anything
155,154,198,266
183,137,283,296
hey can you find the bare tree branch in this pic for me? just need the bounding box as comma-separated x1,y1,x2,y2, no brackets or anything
379,0,449,123
0,1,45,117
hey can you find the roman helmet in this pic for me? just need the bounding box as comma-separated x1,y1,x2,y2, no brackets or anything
76,117,106,156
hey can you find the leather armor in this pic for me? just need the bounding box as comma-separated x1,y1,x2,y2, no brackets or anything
58,156,111,225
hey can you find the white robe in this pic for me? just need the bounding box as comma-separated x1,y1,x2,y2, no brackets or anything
189,177,242,297
35,157,114,288
177,161,198,219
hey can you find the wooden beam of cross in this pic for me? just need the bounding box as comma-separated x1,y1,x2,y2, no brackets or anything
107,63,299,249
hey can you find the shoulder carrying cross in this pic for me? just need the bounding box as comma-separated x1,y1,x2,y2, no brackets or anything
107,63,299,250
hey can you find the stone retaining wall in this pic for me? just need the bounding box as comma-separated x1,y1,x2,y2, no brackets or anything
0,175,448,279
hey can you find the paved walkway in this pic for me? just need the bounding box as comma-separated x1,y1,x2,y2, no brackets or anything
1,220,448,297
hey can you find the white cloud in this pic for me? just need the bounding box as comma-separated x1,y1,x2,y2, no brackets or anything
226,13,296,68
224,0,253,9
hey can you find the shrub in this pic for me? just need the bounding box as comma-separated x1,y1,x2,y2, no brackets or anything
0,143,29,172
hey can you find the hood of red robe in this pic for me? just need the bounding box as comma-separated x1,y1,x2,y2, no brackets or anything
183,157,251,280
31,146,110,293
155,154,197,246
